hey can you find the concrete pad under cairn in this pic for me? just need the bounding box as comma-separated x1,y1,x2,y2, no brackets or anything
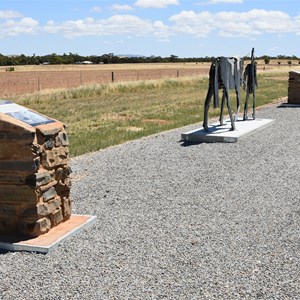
181,118,274,143
0,214,97,253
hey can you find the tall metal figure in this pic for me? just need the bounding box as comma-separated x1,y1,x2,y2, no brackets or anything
243,48,258,120
203,56,243,131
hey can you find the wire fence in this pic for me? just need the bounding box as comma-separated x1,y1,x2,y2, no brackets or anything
0,67,209,97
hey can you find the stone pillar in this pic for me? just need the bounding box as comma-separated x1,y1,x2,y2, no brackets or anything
288,71,300,104
0,101,72,237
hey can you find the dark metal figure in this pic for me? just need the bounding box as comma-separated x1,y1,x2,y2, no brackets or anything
243,48,258,120
203,56,243,132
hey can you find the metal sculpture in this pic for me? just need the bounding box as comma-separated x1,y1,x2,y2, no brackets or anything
203,56,243,132
243,48,258,120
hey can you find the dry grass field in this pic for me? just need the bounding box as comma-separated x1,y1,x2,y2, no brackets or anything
1,60,298,155
0,63,209,97
1,60,299,97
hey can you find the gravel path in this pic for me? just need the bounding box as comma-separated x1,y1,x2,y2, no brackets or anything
0,102,299,299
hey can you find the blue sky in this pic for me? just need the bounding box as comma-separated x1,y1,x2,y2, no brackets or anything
0,0,300,57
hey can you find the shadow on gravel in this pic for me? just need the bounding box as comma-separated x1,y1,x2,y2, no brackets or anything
0,249,11,255
277,103,300,108
179,140,204,147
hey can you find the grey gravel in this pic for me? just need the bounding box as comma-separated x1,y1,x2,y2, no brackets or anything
0,103,300,300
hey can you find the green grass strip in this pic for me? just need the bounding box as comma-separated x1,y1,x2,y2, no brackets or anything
13,74,288,157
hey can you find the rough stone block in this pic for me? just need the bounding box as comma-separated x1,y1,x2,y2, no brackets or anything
42,186,57,202
42,149,68,168
62,197,72,217
36,123,64,137
0,141,35,160
37,197,62,217
55,131,69,147
56,179,71,195
0,215,19,234
0,185,38,205
0,174,26,185
0,160,38,175
30,217,51,237
50,208,64,226
25,170,54,187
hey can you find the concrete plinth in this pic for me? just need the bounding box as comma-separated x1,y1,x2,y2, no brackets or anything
0,214,97,253
181,118,274,143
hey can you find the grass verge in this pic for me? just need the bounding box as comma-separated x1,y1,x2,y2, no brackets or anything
12,73,288,157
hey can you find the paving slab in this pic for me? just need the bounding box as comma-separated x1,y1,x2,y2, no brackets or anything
0,214,97,253
181,118,274,143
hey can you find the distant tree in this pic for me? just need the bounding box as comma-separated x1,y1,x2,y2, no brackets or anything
264,57,270,64
47,53,63,64
148,55,160,63
29,54,40,65
169,54,178,62
277,55,287,60
16,54,28,65
288,61,292,67
102,53,115,64
0,53,9,66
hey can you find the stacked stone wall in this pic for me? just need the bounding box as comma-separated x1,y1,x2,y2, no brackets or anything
0,117,72,237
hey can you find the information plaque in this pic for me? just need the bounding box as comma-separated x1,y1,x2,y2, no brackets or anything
0,100,55,126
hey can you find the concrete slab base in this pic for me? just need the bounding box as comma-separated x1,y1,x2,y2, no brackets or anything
181,118,274,143
0,214,97,253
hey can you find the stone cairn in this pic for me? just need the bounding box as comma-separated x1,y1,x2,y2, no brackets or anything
288,71,300,104
0,113,72,238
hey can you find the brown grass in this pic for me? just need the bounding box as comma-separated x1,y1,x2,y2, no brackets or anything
0,62,207,72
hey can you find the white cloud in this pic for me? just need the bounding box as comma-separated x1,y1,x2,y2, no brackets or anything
134,0,179,8
153,20,172,38
0,17,39,37
170,9,299,37
1,8,299,43
169,10,214,37
268,46,279,52
157,38,170,42
295,15,300,35
111,4,133,11
90,6,102,13
196,0,242,5
43,15,154,38
209,0,243,3
0,10,24,19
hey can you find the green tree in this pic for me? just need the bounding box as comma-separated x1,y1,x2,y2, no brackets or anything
169,54,178,62
48,53,63,64
264,57,270,64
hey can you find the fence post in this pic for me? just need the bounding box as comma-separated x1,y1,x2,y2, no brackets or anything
112,71,115,83
177,70,179,78
38,76,41,91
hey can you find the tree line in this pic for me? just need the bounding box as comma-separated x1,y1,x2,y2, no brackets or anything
0,52,299,66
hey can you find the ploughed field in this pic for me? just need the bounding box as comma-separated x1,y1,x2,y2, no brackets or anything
0,61,296,96
0,63,209,96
